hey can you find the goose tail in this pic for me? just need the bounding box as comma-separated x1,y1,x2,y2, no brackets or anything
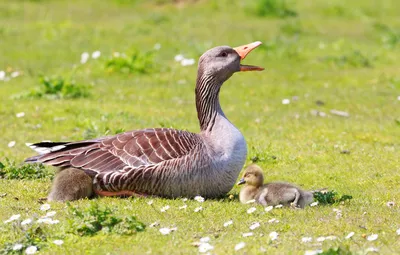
24,142,69,163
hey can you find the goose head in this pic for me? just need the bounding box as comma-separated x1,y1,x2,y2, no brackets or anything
197,41,264,83
237,164,264,187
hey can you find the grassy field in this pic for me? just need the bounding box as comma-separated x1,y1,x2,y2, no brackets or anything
1,0,400,254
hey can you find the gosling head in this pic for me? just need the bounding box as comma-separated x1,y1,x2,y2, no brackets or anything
237,164,264,188
197,41,264,83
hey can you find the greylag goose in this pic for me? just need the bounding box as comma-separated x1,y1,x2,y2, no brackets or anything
238,164,314,208
25,41,264,200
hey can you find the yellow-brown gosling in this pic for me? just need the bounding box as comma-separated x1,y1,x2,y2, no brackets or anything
238,164,314,208
47,168,93,201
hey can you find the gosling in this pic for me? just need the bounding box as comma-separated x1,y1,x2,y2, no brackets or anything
238,164,314,208
48,168,94,201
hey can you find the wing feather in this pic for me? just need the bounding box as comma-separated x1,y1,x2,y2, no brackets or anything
26,128,202,177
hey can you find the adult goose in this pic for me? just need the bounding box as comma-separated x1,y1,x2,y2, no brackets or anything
25,41,264,200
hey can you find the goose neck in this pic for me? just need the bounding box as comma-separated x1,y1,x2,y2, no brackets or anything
195,71,225,132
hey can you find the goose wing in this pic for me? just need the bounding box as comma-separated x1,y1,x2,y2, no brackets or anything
25,128,202,176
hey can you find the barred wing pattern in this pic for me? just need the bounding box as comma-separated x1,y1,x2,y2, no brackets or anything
27,128,204,195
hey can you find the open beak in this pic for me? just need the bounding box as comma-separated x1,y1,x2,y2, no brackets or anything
233,41,264,72
237,178,246,185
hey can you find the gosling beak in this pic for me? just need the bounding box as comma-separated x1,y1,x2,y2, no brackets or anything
233,41,264,72
237,178,246,185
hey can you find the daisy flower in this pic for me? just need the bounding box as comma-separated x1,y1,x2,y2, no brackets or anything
247,207,256,214
367,234,378,241
4,214,20,223
223,220,233,227
53,240,64,245
249,222,260,230
194,196,205,202
92,51,101,59
269,231,278,241
40,204,51,211
198,243,214,253
234,242,245,251
265,206,273,212
12,244,23,251
25,246,37,254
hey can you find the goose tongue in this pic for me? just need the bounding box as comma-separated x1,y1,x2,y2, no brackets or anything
233,41,264,72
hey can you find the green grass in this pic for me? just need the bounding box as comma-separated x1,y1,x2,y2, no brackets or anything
0,0,400,254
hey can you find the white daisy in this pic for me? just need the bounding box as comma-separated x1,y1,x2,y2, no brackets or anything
150,222,159,228
234,242,245,251
245,199,256,204
396,228,400,235
37,218,52,224
194,206,203,212
160,205,170,212
223,220,233,227
25,246,37,254
242,232,253,237
92,51,101,59
301,237,312,243
46,211,56,217
53,240,64,245
154,43,161,50
50,219,60,224
275,204,283,208
21,219,33,225
159,228,172,235
194,196,205,202
147,200,153,205
174,54,184,62
247,207,256,214
11,71,20,78
179,204,187,210
282,99,290,105
249,222,260,230
181,58,195,66
0,70,5,80
366,247,379,253
345,232,355,239
316,236,326,242
8,141,16,148
310,202,318,207
268,218,279,223
269,231,278,241
304,250,322,255
200,237,210,243
386,201,395,207
40,203,51,211
367,234,378,241
12,244,23,251
16,112,25,118
80,52,89,64
265,206,273,212
4,214,21,223
198,243,214,253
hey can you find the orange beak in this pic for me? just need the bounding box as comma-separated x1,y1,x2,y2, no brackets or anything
233,41,264,72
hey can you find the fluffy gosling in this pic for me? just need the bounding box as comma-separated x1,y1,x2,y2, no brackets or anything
238,164,314,208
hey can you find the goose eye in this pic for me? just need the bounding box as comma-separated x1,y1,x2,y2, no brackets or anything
220,52,228,57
